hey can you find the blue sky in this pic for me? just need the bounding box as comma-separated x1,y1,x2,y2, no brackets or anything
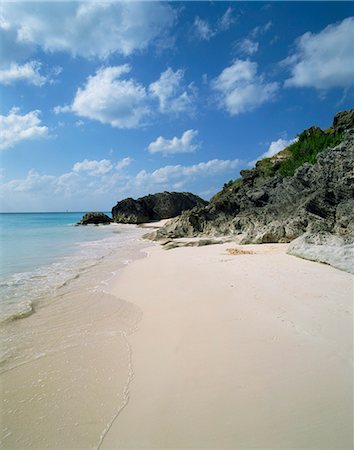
0,1,353,212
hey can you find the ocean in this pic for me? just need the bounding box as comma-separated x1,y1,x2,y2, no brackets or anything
0,212,145,322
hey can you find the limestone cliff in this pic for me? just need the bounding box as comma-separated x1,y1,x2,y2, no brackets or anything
148,109,354,249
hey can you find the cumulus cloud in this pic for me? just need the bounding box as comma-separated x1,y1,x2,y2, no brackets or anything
2,169,81,196
0,2,176,60
135,158,239,188
55,65,196,127
284,17,354,90
211,59,278,115
0,108,49,150
1,157,239,209
149,68,196,114
72,159,113,176
148,129,200,156
0,61,56,86
69,65,150,128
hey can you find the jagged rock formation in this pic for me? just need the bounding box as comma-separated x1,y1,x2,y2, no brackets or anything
112,191,207,224
148,109,354,250
77,211,113,225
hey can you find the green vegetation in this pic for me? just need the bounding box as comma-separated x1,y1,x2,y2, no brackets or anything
256,157,278,178
223,180,234,189
278,129,344,177
212,126,345,204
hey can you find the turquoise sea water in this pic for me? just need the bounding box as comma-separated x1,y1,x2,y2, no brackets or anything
0,212,140,322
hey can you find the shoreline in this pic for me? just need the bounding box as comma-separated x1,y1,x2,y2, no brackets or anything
1,235,353,449
1,227,151,449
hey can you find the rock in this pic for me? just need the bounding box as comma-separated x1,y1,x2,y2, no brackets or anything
332,108,354,133
112,191,207,224
112,198,150,224
287,232,354,274
334,200,354,236
152,109,354,246
161,238,227,250
77,212,113,225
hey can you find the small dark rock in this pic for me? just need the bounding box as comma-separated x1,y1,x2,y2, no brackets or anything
77,212,113,225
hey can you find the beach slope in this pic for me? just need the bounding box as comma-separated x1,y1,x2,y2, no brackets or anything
101,242,353,450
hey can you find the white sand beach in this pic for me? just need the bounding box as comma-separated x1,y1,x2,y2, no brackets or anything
1,239,353,449
100,242,353,450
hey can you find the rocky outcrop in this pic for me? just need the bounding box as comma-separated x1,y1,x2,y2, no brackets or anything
149,109,354,249
332,108,354,133
112,191,207,224
77,211,113,225
287,232,354,274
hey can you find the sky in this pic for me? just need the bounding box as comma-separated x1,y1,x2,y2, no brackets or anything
0,1,353,212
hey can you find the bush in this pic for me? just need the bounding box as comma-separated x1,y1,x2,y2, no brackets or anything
279,130,343,177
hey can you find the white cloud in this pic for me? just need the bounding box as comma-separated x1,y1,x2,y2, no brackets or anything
2,169,81,196
250,21,272,38
70,65,150,128
1,158,239,210
0,2,176,60
73,159,113,176
211,59,279,115
194,17,215,41
284,17,354,90
234,21,271,57
193,7,235,42
0,108,49,150
250,137,298,166
0,61,51,86
261,138,295,159
56,65,196,127
148,129,200,156
3,169,55,192
218,7,236,31
115,157,133,171
135,158,239,187
149,68,196,114
237,38,259,56
53,105,72,114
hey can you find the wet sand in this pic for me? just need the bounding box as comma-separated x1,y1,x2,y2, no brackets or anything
1,234,148,449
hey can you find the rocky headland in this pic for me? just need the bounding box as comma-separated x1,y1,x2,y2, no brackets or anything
111,191,207,224
145,109,354,273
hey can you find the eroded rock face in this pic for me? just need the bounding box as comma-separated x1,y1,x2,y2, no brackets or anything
287,232,354,274
77,212,113,225
112,191,207,224
150,110,354,244
333,108,354,133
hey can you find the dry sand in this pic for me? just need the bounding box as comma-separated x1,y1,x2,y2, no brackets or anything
1,240,353,449
101,242,353,450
